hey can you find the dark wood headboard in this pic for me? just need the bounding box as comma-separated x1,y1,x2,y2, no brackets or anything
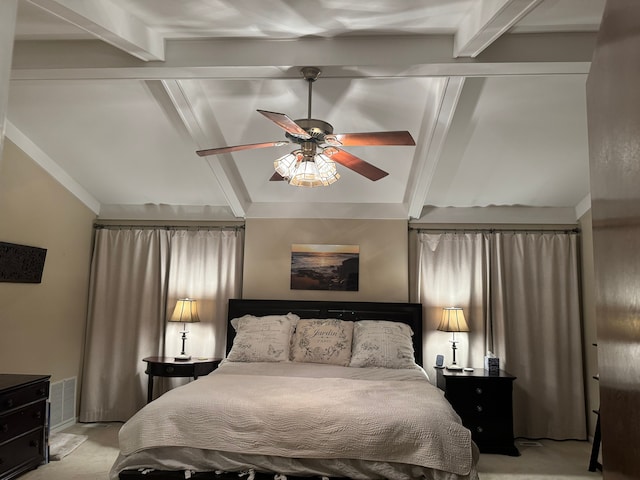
227,299,424,366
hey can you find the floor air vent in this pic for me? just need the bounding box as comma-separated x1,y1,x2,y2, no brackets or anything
49,377,77,431
517,440,543,447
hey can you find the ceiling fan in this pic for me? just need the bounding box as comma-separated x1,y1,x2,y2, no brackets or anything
196,67,416,186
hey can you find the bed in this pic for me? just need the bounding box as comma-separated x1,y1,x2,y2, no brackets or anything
111,299,479,480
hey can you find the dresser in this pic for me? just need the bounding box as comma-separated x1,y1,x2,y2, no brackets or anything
436,368,519,456
0,374,50,480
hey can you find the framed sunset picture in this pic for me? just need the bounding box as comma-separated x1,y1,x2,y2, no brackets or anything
290,244,359,291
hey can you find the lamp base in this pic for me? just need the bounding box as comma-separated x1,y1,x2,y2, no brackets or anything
446,364,463,371
174,354,191,361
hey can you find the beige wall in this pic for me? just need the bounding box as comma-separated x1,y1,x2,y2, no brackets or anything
0,139,95,383
243,218,408,302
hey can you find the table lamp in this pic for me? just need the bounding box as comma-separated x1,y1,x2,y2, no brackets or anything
437,307,469,370
169,298,200,361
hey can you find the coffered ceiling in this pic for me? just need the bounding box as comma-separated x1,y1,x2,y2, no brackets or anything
6,0,605,223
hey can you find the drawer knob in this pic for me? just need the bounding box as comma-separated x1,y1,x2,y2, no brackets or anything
475,387,483,395
476,426,484,433
34,411,42,419
476,405,483,412
5,399,13,408
37,388,46,396
30,440,39,448
166,367,174,373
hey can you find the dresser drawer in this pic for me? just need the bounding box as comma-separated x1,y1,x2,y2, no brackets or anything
0,381,49,414
0,428,46,477
0,401,47,445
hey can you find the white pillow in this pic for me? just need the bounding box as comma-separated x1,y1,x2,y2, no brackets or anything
226,313,299,362
290,318,354,366
349,320,417,369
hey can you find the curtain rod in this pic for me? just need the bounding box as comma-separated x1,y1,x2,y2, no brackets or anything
94,224,244,231
409,226,580,234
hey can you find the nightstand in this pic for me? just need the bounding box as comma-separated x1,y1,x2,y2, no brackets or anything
143,357,221,403
436,368,519,456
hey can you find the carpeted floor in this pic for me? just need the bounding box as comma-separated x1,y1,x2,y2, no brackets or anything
21,423,602,480
477,439,602,479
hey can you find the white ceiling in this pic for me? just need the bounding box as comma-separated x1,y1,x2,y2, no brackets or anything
6,0,605,223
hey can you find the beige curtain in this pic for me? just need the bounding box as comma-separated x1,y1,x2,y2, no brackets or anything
415,232,490,382
490,232,586,440
166,229,244,360
414,229,586,439
79,227,243,422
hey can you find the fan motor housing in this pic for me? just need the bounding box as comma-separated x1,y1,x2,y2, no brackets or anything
287,118,334,144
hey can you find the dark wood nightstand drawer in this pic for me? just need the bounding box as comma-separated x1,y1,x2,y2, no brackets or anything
146,363,195,377
445,379,512,417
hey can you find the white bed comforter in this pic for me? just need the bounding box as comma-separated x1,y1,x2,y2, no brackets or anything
117,362,473,476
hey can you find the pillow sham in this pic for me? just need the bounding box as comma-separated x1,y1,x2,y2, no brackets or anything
290,318,354,366
226,313,299,363
349,320,417,369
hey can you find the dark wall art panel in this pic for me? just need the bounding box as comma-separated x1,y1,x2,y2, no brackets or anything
0,242,47,283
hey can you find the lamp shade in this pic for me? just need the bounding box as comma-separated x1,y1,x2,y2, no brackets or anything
169,298,200,323
437,307,469,333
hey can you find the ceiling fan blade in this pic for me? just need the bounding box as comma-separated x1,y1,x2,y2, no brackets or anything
325,131,415,147
196,141,289,157
257,110,311,139
269,171,286,181
329,148,389,181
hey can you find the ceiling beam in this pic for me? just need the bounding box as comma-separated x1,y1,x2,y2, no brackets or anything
454,0,543,58
160,79,247,218
5,121,101,213
411,206,580,225
246,203,409,220
11,32,596,81
26,0,165,61
407,76,465,219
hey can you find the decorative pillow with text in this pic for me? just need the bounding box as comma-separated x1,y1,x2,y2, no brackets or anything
290,318,354,366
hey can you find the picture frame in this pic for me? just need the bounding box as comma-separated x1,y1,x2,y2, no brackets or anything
290,244,359,291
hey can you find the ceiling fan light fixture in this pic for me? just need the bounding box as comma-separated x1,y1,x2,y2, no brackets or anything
286,154,339,188
289,159,324,187
275,146,340,187
274,150,303,178
314,153,340,182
